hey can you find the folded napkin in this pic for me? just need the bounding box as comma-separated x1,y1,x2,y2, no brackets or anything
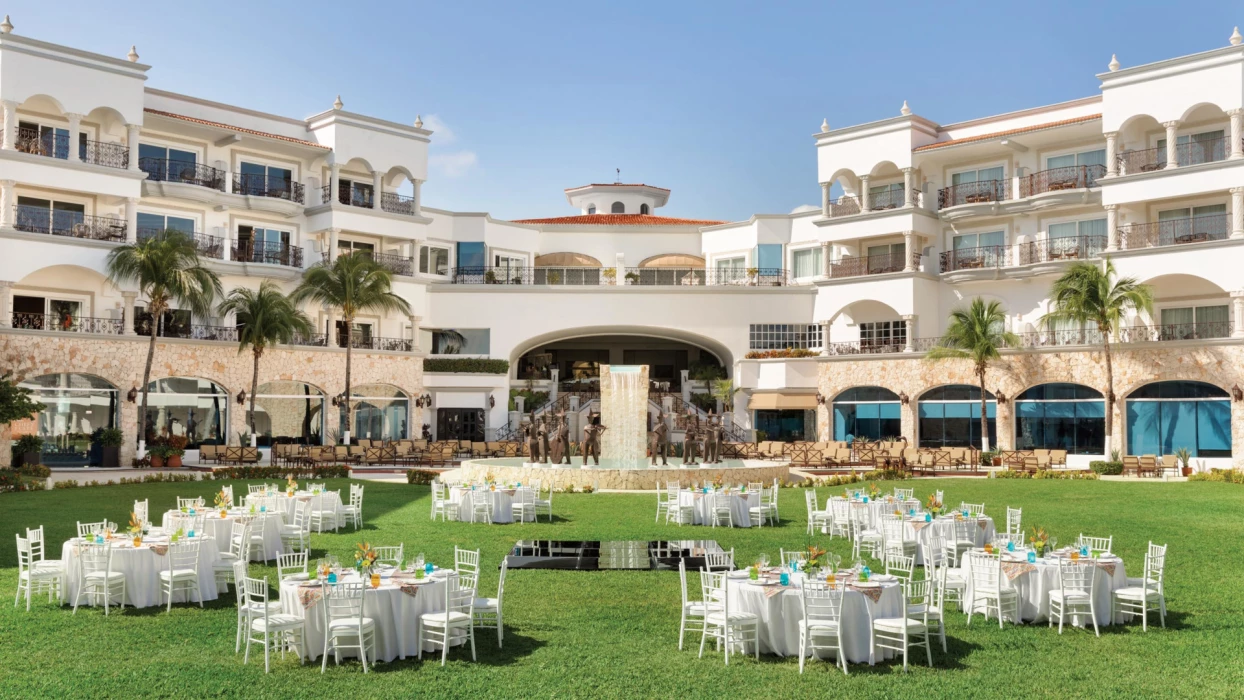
849,584,884,604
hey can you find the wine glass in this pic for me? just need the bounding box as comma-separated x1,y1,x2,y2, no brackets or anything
758,553,770,570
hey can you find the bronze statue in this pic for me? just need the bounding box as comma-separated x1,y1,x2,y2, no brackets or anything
582,413,607,466
649,410,669,466
524,411,543,463
683,412,700,465
550,411,572,464
537,414,552,464
704,412,723,464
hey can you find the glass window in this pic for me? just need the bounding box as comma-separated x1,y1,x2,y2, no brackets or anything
715,256,746,283
748,324,822,350
141,377,227,449
859,321,906,350
239,162,293,197
754,409,811,442
253,381,325,447
952,166,1004,185
1126,381,1230,457
1159,305,1230,339
640,203,650,215
833,386,901,441
337,178,374,207
14,196,86,234
791,247,822,278
425,328,490,355
1014,383,1105,454
344,384,409,442
455,242,486,272
1047,149,1106,169
17,373,119,467
587,205,597,215
755,244,783,271
136,212,196,238
918,384,996,448
611,201,625,214
419,246,450,275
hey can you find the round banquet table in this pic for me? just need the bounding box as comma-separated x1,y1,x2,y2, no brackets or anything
725,571,903,663
959,548,1127,627
904,515,996,566
680,489,761,527
450,487,534,523
281,569,454,662
246,491,344,530
60,535,222,608
161,509,283,561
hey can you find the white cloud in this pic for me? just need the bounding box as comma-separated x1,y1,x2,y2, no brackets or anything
421,114,455,145
429,151,478,178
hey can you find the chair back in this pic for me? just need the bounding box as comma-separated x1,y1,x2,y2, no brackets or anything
322,581,366,623
960,502,985,517
700,570,728,614
935,489,944,504
177,496,205,510
518,487,537,507
880,516,906,544
1076,534,1113,554
926,534,949,568
966,550,1001,591
133,499,150,524
242,575,271,616
886,553,915,581
445,575,475,616
25,525,50,563
994,532,1024,548
373,544,404,568
232,559,250,602
780,548,807,567
168,539,201,571
76,520,108,538
277,550,308,580
455,547,481,575
79,540,113,576
1142,549,1166,592
893,487,914,500
1057,559,1097,595
905,577,933,613
496,557,509,605
954,518,976,543
804,489,818,515
248,484,266,495
350,484,364,508
801,580,845,626
704,548,735,572
677,558,692,606
228,520,250,560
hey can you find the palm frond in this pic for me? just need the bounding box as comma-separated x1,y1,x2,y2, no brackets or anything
926,297,1015,367
105,229,221,316
218,281,314,353
290,253,411,321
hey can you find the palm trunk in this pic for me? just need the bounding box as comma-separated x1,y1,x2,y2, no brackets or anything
978,365,990,454
137,300,164,450
343,317,353,441
249,346,262,439
1103,336,1115,458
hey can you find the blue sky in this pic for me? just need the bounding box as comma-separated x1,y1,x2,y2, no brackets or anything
9,1,1242,221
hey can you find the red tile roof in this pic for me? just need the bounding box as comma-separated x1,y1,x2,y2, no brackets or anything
913,114,1102,152
512,213,725,226
564,183,671,192
144,109,330,149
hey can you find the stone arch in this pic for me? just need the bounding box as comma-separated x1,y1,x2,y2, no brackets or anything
1178,101,1229,126
869,160,902,179
16,93,67,116
508,325,734,380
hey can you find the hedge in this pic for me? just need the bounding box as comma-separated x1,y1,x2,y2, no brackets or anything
995,469,1100,480
406,469,439,485
1089,460,1124,475
423,358,510,374
1188,469,1244,483
743,348,818,360
210,465,350,480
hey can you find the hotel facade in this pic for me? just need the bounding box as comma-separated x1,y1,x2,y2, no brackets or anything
2,19,1243,469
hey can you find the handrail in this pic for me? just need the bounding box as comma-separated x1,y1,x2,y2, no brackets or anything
1115,147,1165,175
233,173,305,204
139,157,226,190
868,187,906,210
13,205,127,242
828,252,918,278
1119,321,1232,343
1176,137,1226,166
381,192,417,216
135,321,239,342
10,312,124,335
448,266,793,286
1019,164,1105,197
342,335,414,352
1119,215,1228,250
1016,235,1106,265
1010,328,1105,348
80,138,129,169
232,240,304,267
828,195,861,217
137,227,226,259
939,245,1009,273
937,179,1008,209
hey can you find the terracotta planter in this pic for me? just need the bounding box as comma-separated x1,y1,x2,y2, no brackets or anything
167,454,183,468
1181,466,1192,477
149,455,165,468
992,458,1002,466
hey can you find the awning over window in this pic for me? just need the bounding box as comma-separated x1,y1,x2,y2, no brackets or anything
749,392,818,410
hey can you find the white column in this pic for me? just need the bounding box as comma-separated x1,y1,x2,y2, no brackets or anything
328,228,340,262
409,314,422,350
124,197,138,242
1105,205,1119,251
902,315,916,352
821,242,831,276
1,101,16,150
903,231,916,271
121,292,137,336
1233,292,1244,338
329,164,341,206
326,309,339,348
0,280,12,327
1230,110,1244,160
218,226,232,262
125,124,141,172
0,179,14,227
820,320,831,356
1105,132,1118,175
372,170,383,210
820,182,831,217
1232,188,1244,239
1163,121,1179,169
902,167,916,206
66,113,83,162
859,175,870,212
413,180,423,217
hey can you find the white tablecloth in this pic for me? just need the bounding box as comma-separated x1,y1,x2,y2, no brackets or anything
450,487,534,523
161,510,283,562
726,572,902,663
906,516,996,565
960,550,1127,626
60,536,222,608
247,491,344,530
680,490,760,527
281,571,453,662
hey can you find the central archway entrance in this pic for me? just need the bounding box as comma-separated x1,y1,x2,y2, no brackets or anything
512,328,731,393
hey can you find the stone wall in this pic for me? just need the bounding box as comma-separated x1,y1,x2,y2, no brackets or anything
815,340,1244,466
0,329,424,465
455,459,791,491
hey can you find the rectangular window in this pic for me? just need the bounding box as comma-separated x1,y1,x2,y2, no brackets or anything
455,242,486,272
791,247,822,279
136,212,196,237
337,178,374,207
1046,149,1106,169
17,121,86,160
951,166,1004,186
715,256,745,283
865,242,906,272
425,328,490,355
754,244,783,271
494,254,525,270
859,321,906,350
239,162,293,197
1160,129,1226,166
337,240,375,255
419,246,450,275
14,196,86,234
747,324,822,351
868,182,905,209
1159,305,1230,339
951,231,1005,267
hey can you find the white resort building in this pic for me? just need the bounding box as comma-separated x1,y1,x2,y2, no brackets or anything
2,20,1244,469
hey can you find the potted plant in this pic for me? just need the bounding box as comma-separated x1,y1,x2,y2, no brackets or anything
15,435,43,469
746,267,759,285
484,269,498,284
602,268,617,285
547,271,562,285
624,271,640,285
166,435,188,468
147,441,168,468
96,427,124,468
1173,446,1193,477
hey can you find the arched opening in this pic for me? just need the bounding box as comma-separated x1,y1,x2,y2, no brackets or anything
827,299,906,352
611,201,625,214
347,384,410,442
1126,381,1230,457
634,254,707,285
640,203,650,215
918,385,996,448
1014,383,1105,454
587,205,597,215
1115,114,1164,174
142,377,227,449
832,387,901,442
514,330,728,391
531,252,603,285
1130,274,1231,339
253,381,325,446
867,161,905,210
333,157,377,206
1175,103,1230,166
12,265,118,331
16,373,119,467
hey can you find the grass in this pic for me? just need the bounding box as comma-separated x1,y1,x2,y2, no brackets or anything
2,478,1243,698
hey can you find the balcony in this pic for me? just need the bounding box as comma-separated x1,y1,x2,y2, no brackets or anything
828,195,861,217
1019,165,1105,198
231,240,304,267
289,332,329,348
939,245,1009,273
1011,328,1105,348
340,335,414,352
1016,236,1106,265
134,317,239,342
324,250,414,276
232,173,305,204
868,187,906,211
137,228,226,259
14,128,129,170
1116,138,1231,175
938,180,1009,210
1119,215,1228,251
447,266,794,286
1119,321,1232,343
139,158,226,191
823,337,939,356
828,252,920,279
321,184,372,208
10,312,124,335
13,205,126,242
381,192,417,216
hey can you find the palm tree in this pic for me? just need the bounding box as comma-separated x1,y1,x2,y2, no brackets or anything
710,378,733,412
105,230,221,448
1042,259,1153,456
217,281,314,441
926,298,1018,452
290,252,411,440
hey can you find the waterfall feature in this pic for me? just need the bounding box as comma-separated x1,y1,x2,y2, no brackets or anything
599,365,649,467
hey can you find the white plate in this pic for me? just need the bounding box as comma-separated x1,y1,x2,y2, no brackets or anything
870,574,896,582
852,581,881,588
726,570,750,579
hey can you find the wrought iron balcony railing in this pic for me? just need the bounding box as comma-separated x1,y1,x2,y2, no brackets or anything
288,332,329,347
339,335,414,352
937,179,1009,209
13,205,127,242
80,139,129,169
939,245,1009,273
447,266,794,286
136,228,226,259
1119,321,1232,343
868,187,906,211
134,320,239,342
1119,215,1229,250
828,252,919,278
232,173,304,204
139,158,226,190
10,312,124,335
1010,328,1106,348
1016,235,1106,265
828,195,860,217
380,192,417,216
1115,147,1166,175
1176,137,1226,166
231,240,304,267
1019,164,1105,197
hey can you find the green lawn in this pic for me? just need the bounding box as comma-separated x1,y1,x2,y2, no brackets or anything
2,478,1242,698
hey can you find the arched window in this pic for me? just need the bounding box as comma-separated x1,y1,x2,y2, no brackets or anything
18,373,119,467
611,201,625,214
255,381,325,446
1015,383,1104,454
832,387,901,442
587,205,596,215
346,384,410,441
1126,381,1230,457
640,203,650,215
918,385,995,448
143,377,227,449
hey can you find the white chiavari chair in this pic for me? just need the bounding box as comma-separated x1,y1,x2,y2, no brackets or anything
703,548,735,572
248,484,266,496
965,550,1017,628
242,574,304,673
748,487,772,527
473,558,508,648
698,569,758,665
655,480,669,523
372,544,404,569
1050,559,1100,636
159,539,204,612
1005,506,1022,535
467,489,494,524
512,487,538,523
177,496,205,510
886,552,916,582
926,534,964,613
1113,546,1167,631
706,491,734,528
309,493,337,534
947,518,977,567
849,503,883,560
828,498,851,540
321,581,375,672
1076,534,1113,554
72,540,126,615
780,548,807,568
214,520,252,592
76,520,109,538
799,580,848,674
934,489,944,504
805,490,831,535
430,481,454,521
23,525,64,578
15,532,64,611
340,484,364,530
307,483,326,493
276,549,309,582
893,487,914,500
455,547,481,577
959,502,985,518
993,532,1025,549
676,558,713,650
279,501,311,553
666,484,695,526
881,515,917,567
133,499,150,526
419,575,476,665
535,482,553,522
871,579,935,671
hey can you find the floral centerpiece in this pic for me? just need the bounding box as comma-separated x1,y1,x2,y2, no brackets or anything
354,541,379,576
287,475,297,496
214,489,231,517
712,474,725,490
128,511,143,545
1028,526,1050,556
867,483,882,500
804,545,828,575
925,494,944,516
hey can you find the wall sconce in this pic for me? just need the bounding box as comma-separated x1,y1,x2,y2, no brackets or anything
815,392,825,405
898,391,909,405
489,395,496,409
330,394,342,407
996,391,1008,405
1233,385,1243,402
126,387,138,403
236,389,247,405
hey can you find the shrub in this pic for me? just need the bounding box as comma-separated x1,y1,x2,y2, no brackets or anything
689,392,716,413
1189,469,1244,483
15,434,44,454
687,360,726,381
424,358,510,374
580,484,595,494
509,388,549,412
1089,460,1124,475
743,348,818,360
95,427,125,447
406,469,439,485
17,463,51,479
996,469,1100,481
211,465,350,480
0,470,41,492
862,468,908,481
